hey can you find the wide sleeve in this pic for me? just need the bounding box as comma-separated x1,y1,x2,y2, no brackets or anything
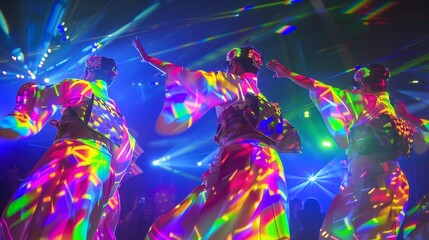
0,79,93,140
0,82,57,139
155,64,254,135
309,81,364,149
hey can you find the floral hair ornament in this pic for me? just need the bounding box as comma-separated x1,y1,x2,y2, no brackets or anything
353,66,370,83
226,47,263,69
85,55,103,72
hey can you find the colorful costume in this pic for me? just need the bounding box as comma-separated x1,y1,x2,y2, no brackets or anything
0,78,135,239
311,81,413,239
146,62,301,239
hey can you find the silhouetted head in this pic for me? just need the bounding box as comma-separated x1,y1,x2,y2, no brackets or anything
303,197,321,213
84,55,118,85
225,46,263,75
353,63,390,92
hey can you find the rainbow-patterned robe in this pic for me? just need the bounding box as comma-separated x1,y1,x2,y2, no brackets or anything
0,79,134,239
146,63,301,240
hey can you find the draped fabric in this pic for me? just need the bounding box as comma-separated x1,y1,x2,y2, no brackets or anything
402,193,429,239
0,79,135,239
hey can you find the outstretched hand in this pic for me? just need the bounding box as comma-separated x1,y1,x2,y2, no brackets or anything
266,59,292,79
132,36,150,63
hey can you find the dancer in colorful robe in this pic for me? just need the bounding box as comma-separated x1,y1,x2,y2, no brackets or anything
267,60,413,239
0,55,135,239
132,37,301,240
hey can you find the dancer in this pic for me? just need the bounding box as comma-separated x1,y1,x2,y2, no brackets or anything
0,55,135,239
267,60,413,239
133,36,301,239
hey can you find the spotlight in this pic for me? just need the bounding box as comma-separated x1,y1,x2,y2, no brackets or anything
152,155,171,166
150,81,159,86
197,162,202,166
61,36,69,42
322,140,332,147
304,111,310,118
309,176,317,182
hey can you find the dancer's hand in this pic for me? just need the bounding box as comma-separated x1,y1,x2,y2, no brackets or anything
266,59,292,79
132,36,150,63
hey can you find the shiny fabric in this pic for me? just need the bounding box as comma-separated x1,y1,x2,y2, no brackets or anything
320,154,409,239
94,189,121,240
147,64,301,240
309,82,411,239
347,114,412,159
402,193,429,240
0,79,135,239
155,65,260,135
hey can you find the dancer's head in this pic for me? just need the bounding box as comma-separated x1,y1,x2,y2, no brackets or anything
353,63,390,92
225,46,263,75
83,55,118,85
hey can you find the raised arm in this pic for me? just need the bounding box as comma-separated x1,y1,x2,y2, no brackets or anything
132,36,171,74
266,59,317,90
